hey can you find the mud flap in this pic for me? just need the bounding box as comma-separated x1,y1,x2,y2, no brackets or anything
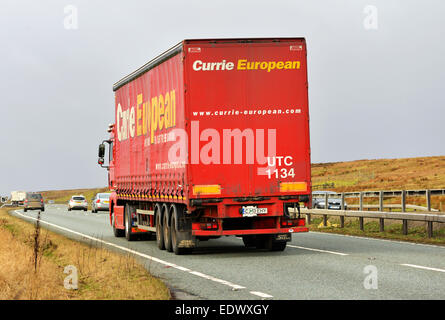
274,233,292,242
175,230,197,248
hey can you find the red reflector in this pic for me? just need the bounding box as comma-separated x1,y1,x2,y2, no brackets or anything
297,219,305,227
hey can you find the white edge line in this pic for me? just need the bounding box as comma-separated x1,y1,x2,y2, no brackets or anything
12,210,260,294
287,244,349,256
401,263,445,273
250,291,273,298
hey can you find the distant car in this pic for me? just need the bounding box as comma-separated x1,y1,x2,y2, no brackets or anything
24,192,45,212
91,193,111,213
312,191,347,210
68,195,88,211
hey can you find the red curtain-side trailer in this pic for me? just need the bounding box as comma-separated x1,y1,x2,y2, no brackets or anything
98,38,311,254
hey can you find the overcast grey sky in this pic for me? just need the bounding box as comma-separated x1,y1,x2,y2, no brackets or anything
1,0,444,195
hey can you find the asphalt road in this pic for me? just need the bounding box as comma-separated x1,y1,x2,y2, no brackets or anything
10,204,445,300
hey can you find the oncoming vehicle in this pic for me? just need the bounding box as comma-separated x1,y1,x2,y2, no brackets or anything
91,193,111,213
312,191,347,210
68,195,88,211
24,192,44,212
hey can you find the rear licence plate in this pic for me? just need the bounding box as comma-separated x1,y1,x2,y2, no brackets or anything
242,206,268,217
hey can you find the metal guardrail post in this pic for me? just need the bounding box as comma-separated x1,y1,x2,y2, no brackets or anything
379,218,384,232
401,190,406,212
323,215,328,227
325,192,329,210
427,221,433,238
359,217,364,231
341,193,345,211
402,220,408,235
379,191,384,212
426,189,431,212
340,216,345,228
359,192,364,211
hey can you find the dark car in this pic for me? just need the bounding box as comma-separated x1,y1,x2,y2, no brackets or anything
24,192,45,212
312,191,347,210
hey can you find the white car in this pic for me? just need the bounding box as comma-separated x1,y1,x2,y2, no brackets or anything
91,193,110,213
68,195,88,211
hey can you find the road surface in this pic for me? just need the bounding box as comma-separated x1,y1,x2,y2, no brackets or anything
10,204,445,300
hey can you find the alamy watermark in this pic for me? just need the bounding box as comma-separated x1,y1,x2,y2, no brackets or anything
64,265,78,290
63,5,78,30
363,265,378,289
363,5,378,30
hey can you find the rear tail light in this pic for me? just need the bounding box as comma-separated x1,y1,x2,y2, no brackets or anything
41,199,43,203
281,219,293,227
200,223,218,230
192,219,219,230
25,200,28,203
96,199,100,203
281,218,305,227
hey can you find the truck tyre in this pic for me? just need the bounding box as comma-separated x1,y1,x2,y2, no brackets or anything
155,203,165,250
171,206,192,255
125,204,137,241
112,212,124,237
270,241,287,251
163,204,173,252
24,208,27,212
264,235,287,252
242,236,256,248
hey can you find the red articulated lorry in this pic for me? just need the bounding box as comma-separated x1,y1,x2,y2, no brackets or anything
98,38,311,254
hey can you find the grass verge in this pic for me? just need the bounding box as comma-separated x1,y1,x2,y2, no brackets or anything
0,208,170,300
308,215,445,246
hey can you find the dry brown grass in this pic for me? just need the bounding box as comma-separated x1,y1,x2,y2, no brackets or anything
312,155,445,210
0,208,170,300
39,187,109,204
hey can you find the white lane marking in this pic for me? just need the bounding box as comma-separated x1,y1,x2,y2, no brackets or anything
12,210,265,296
189,271,245,290
287,244,349,256
250,291,273,299
310,231,445,250
401,263,445,273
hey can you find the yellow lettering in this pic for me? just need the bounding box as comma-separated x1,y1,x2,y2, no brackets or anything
142,102,148,135
136,94,143,136
158,94,164,130
237,59,247,70
171,90,176,126
150,96,158,144
164,93,170,128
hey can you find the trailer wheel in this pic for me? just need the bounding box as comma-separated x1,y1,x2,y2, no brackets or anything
155,203,165,250
163,205,173,252
171,206,192,255
270,241,287,251
242,236,256,248
125,204,137,241
263,236,287,252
